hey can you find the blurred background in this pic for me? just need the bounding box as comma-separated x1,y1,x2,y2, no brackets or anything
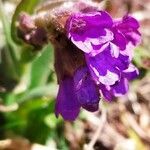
0,0,150,150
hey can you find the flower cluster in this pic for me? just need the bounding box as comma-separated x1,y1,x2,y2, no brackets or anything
55,11,141,120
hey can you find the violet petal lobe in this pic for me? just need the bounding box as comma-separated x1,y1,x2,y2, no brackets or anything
123,64,139,80
55,77,80,121
111,29,126,50
74,67,100,112
99,84,114,101
99,76,129,101
114,15,141,46
85,50,120,85
66,11,113,53
120,42,134,61
111,77,129,97
112,53,130,70
119,15,140,29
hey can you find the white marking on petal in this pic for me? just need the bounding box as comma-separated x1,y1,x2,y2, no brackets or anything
105,29,114,41
123,64,139,74
120,43,134,61
110,43,119,58
90,43,109,57
99,70,119,85
71,38,92,53
90,29,114,45
91,65,100,77
90,38,101,45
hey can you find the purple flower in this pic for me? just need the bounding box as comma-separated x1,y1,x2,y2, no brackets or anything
66,11,128,58
55,10,141,120
55,66,100,121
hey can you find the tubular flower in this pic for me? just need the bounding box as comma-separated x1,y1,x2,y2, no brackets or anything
17,2,141,121
55,66,100,121
55,10,141,120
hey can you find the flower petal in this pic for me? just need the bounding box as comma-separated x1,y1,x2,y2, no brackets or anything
99,70,119,85
74,67,100,112
66,11,113,53
114,15,141,46
85,50,120,85
99,84,114,101
100,76,129,100
123,64,139,80
119,15,140,29
55,77,80,121
112,30,126,50
112,77,129,96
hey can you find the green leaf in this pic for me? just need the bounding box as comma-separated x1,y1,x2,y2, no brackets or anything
29,44,54,89
44,114,62,129
24,100,55,144
16,84,57,104
0,0,20,79
11,0,42,44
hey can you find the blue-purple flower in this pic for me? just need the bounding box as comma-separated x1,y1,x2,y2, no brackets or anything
55,11,141,120
55,66,100,121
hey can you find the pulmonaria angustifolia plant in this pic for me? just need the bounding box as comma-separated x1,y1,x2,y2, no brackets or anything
18,1,141,121
56,12,141,120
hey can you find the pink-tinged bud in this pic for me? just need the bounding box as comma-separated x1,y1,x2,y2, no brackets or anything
19,13,35,33
18,13,48,48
